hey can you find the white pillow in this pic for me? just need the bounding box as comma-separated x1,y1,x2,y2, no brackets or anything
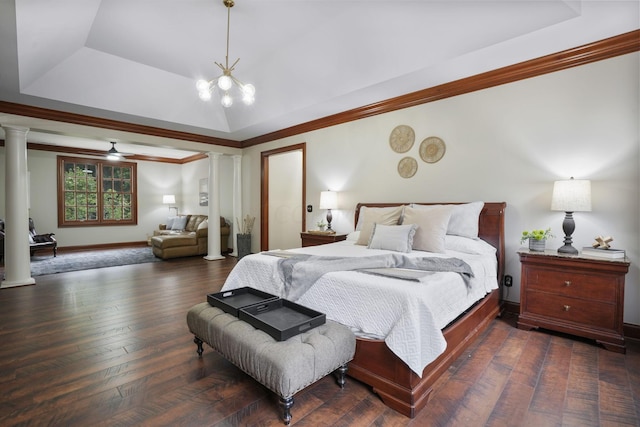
165,216,178,229
355,205,404,245
445,235,496,255
171,216,188,231
367,223,417,253
197,219,209,230
411,202,484,238
346,231,360,242
401,205,453,253
448,202,484,238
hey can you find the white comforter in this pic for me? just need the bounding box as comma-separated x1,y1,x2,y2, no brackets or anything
220,236,498,376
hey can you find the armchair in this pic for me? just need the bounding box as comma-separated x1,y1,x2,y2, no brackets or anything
0,218,57,260
29,218,57,257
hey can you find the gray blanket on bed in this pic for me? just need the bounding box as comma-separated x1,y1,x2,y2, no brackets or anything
277,253,474,300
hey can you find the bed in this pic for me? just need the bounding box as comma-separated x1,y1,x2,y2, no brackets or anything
220,201,506,417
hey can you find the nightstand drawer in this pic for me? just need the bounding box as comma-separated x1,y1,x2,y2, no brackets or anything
524,267,617,303
525,291,616,330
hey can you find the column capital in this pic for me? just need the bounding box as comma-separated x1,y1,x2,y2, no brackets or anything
1,124,30,134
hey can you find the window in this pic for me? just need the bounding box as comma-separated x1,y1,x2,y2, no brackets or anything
58,156,137,226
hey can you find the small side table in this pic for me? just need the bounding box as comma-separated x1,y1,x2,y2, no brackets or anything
517,249,630,353
300,232,348,247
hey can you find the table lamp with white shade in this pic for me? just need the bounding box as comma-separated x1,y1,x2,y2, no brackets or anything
319,190,338,231
551,177,592,254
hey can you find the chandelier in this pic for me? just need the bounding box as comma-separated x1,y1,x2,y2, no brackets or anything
196,0,255,108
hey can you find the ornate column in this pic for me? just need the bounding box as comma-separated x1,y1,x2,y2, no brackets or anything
2,125,35,288
231,154,242,257
204,152,224,261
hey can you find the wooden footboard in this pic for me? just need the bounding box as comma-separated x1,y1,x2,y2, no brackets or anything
347,288,502,418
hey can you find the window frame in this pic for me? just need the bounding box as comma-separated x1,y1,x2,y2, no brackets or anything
57,156,138,227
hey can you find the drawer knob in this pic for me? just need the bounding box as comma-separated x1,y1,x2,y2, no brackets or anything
563,305,571,311
564,281,572,287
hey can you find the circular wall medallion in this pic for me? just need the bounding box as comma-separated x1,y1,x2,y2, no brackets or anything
397,156,418,178
419,137,446,163
389,125,415,153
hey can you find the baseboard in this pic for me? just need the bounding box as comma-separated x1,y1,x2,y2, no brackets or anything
501,300,640,341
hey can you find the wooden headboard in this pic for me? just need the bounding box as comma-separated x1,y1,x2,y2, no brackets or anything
354,202,507,285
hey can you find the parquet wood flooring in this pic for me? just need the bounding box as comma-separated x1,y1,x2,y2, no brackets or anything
0,254,638,426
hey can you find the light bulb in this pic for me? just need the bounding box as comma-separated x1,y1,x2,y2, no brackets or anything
218,75,233,91
221,93,233,108
242,93,255,105
196,79,210,91
242,83,255,97
199,90,212,101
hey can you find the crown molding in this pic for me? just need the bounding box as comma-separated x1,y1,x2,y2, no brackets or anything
1,30,638,154
0,101,241,149
242,29,640,148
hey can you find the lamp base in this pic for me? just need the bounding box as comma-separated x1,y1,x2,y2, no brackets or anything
557,244,578,255
558,211,578,255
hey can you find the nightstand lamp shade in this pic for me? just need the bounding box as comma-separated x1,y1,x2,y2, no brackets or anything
551,178,591,254
163,194,178,215
319,191,338,231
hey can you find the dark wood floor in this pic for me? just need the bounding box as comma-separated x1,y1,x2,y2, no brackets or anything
0,255,638,426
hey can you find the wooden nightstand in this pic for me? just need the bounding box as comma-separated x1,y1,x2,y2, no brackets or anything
300,232,348,247
517,249,630,353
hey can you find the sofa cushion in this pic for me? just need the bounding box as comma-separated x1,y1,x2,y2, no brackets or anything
151,235,197,249
187,215,207,232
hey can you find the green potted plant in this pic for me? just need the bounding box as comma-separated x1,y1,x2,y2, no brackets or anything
316,220,327,231
521,228,554,252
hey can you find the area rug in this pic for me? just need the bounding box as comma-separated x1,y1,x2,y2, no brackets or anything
1,247,161,277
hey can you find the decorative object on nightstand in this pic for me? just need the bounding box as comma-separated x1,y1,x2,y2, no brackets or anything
517,249,630,353
319,190,338,231
550,177,591,254
520,228,554,252
581,235,626,259
163,194,177,215
592,235,613,249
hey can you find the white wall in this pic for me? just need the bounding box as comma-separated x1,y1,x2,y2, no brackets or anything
240,53,640,325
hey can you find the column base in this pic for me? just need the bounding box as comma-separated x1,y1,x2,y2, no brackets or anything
203,255,225,261
2,277,36,288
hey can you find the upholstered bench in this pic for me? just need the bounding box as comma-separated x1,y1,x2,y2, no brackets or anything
186,302,356,425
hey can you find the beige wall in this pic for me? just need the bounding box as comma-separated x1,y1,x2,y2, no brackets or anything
240,53,640,325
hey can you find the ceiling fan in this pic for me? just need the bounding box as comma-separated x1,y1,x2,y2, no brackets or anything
106,141,131,160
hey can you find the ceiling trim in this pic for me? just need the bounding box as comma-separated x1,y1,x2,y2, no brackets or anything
0,140,208,164
242,29,640,148
0,101,241,149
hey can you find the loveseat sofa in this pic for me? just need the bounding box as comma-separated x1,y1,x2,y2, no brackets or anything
151,214,230,260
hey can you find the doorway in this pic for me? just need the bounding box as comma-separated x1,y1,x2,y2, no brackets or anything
260,143,306,251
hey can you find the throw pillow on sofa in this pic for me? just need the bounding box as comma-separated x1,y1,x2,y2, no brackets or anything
165,216,178,229
171,216,188,231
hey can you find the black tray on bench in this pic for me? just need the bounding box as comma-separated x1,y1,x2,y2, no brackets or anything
239,299,326,341
207,287,279,317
